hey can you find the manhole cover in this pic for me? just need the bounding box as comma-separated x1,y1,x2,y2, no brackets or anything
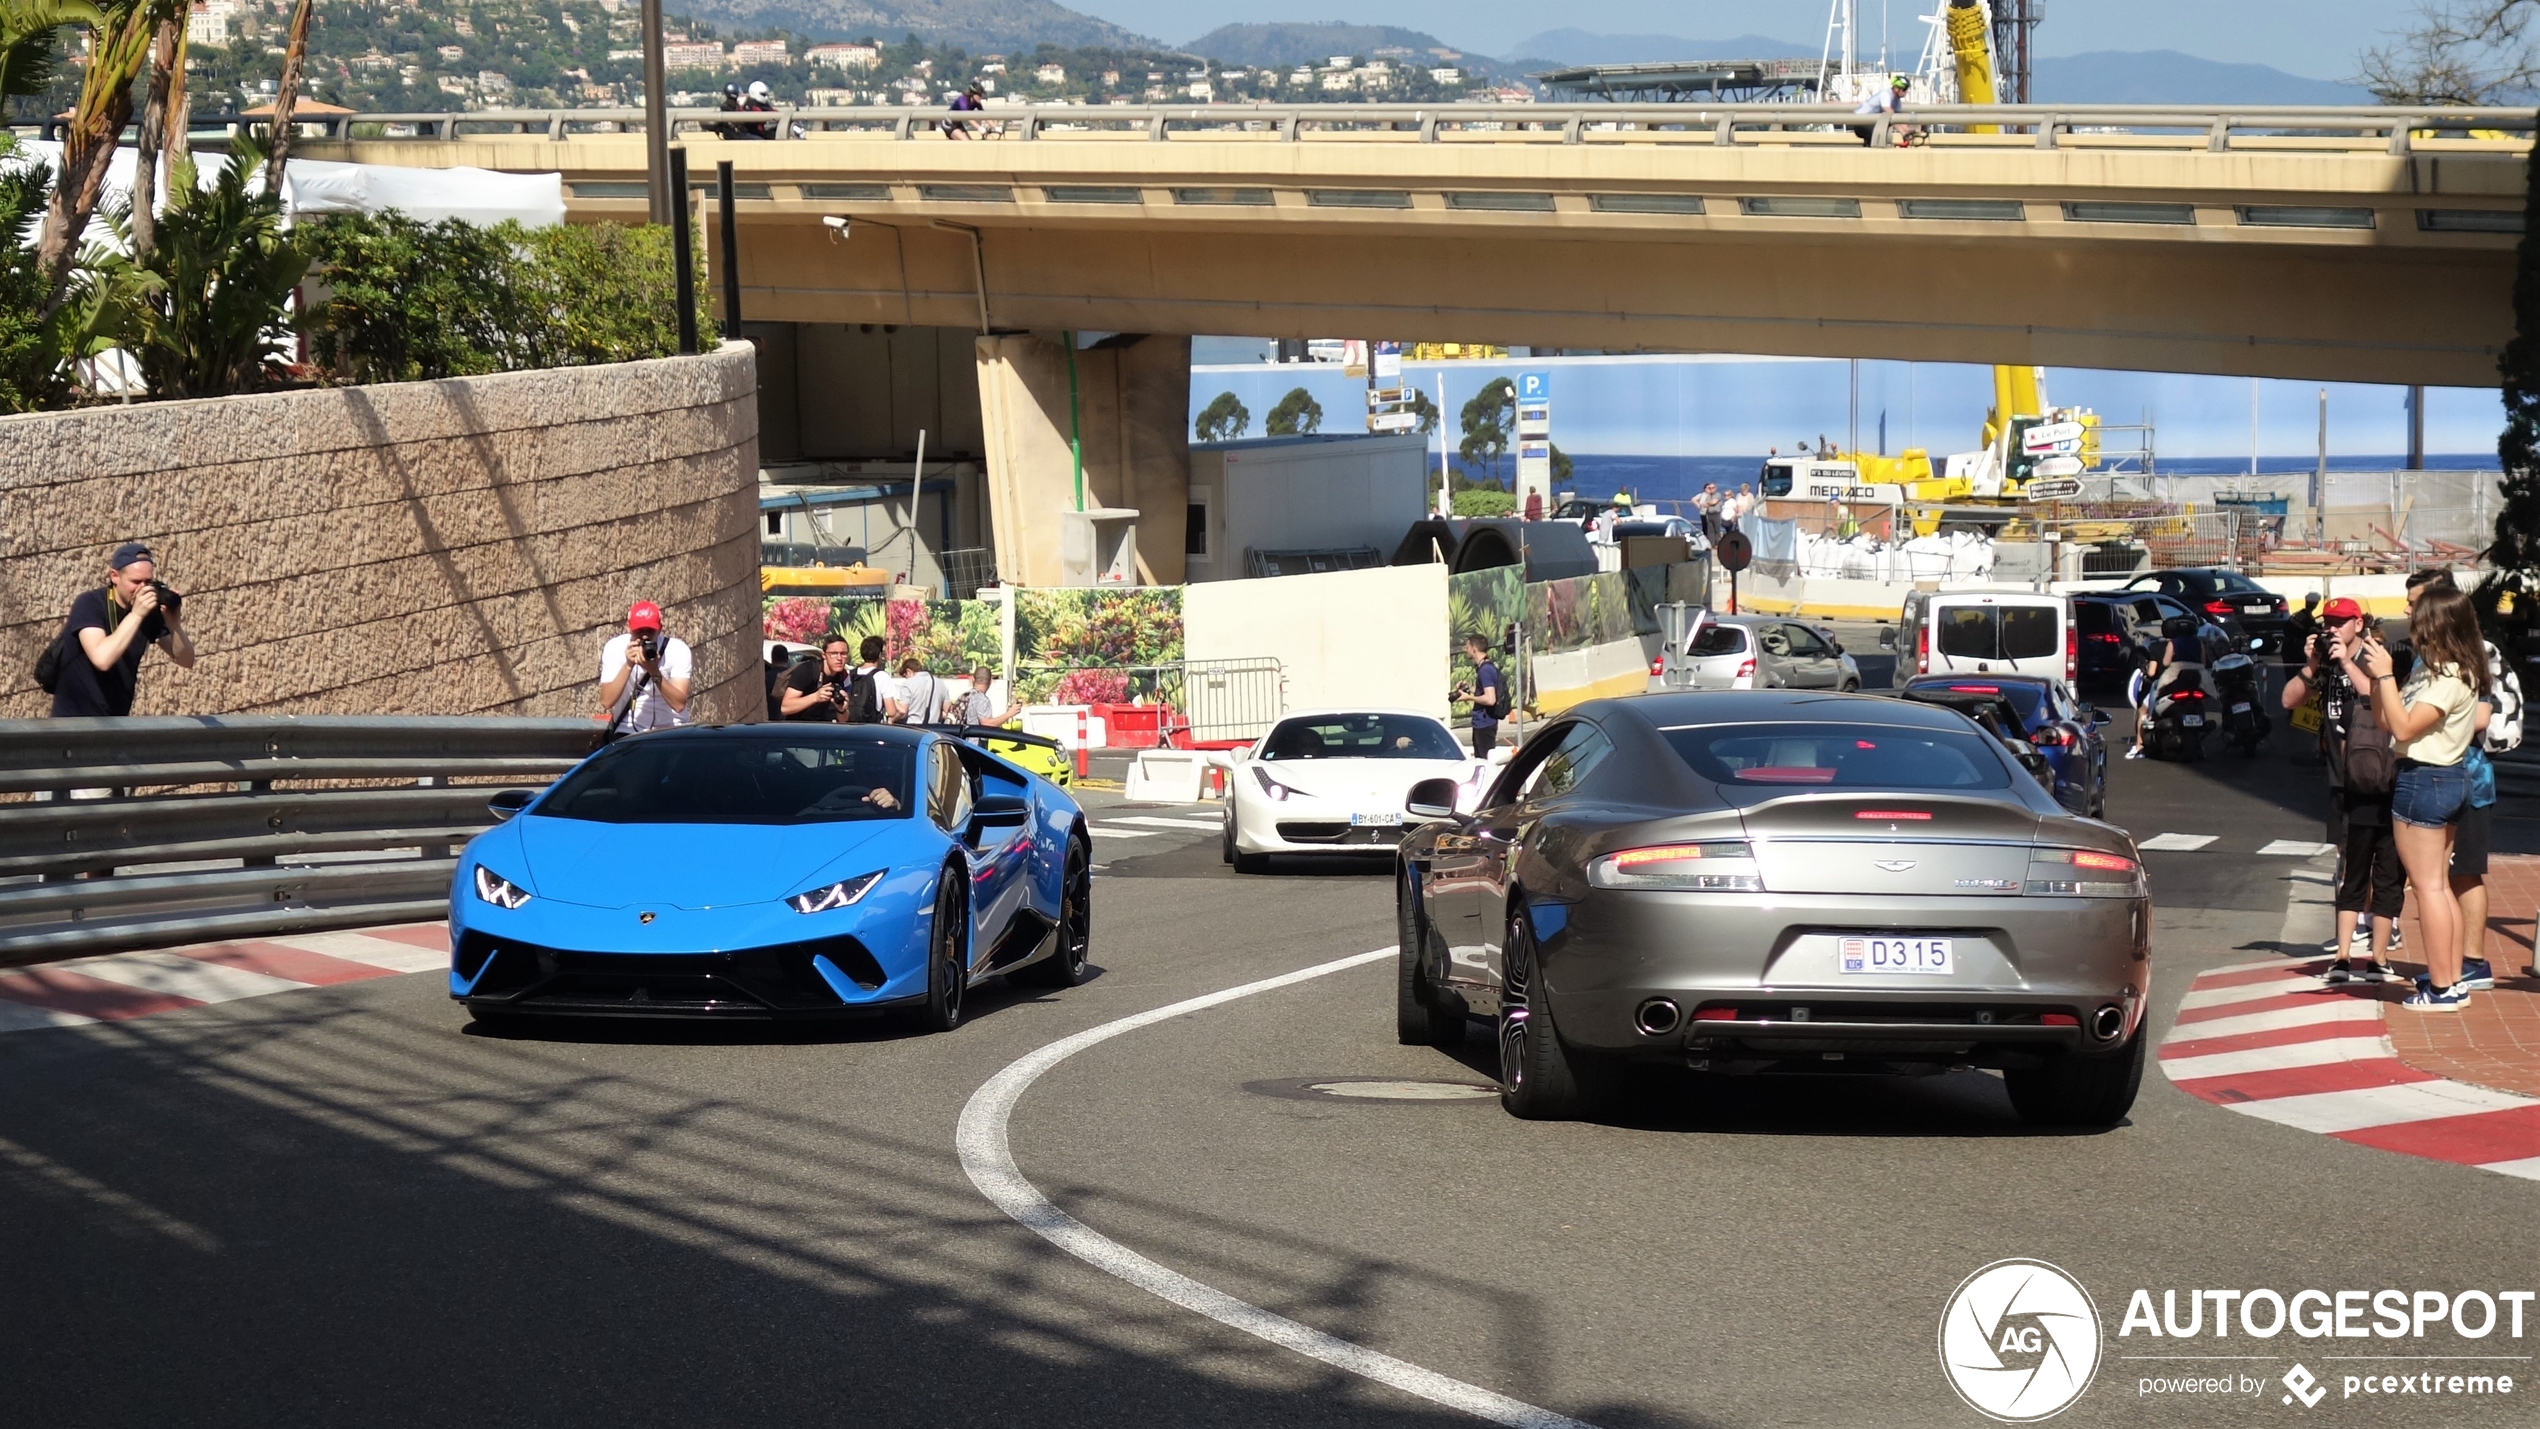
1243,1077,1500,1103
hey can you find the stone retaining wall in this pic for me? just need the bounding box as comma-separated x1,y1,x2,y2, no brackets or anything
0,344,761,722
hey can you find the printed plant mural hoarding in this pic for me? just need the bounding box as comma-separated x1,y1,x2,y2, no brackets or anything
759,588,1185,703
1013,587,1185,702
1443,560,1710,719
1446,566,1523,718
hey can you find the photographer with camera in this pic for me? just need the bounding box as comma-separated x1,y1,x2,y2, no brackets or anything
595,601,693,742
780,636,857,721
43,541,196,717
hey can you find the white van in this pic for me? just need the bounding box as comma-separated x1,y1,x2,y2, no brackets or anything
1886,588,2075,688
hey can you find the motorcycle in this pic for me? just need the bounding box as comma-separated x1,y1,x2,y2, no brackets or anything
2147,662,2218,762
2211,649,2271,756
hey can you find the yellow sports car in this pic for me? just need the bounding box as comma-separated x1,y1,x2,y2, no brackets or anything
950,724,1073,788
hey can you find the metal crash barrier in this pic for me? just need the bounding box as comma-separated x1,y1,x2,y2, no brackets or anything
0,717,591,964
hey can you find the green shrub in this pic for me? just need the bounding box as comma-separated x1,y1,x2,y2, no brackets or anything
303,212,710,384
1453,487,1516,517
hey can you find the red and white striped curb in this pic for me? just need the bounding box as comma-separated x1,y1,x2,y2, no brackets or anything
0,924,448,1033
2159,955,2540,1180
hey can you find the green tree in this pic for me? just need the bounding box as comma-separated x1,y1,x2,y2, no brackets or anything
0,140,70,411
1264,384,1322,436
1195,389,1248,441
1550,443,1574,485
79,151,310,399
1408,386,1438,435
304,210,520,381
2496,106,2540,574
1459,376,1515,482
0,0,98,102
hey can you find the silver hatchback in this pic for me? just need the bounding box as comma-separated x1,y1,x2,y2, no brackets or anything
1659,615,1862,692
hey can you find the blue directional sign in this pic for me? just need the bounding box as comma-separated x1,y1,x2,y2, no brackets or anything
1517,371,1550,402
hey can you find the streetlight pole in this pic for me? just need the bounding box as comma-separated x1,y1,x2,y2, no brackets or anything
641,0,671,225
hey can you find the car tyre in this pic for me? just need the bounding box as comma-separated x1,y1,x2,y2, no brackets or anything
1497,911,1612,1120
903,869,968,1033
1014,836,1091,989
1220,810,1234,864
1228,807,1270,874
1841,679,1860,693
1395,865,1463,1048
2004,1026,2145,1128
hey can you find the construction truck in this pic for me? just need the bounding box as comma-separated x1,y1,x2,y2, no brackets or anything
1756,366,2101,534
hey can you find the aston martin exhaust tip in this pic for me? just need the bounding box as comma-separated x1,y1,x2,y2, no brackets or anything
1634,998,1682,1036
2092,1004,2126,1041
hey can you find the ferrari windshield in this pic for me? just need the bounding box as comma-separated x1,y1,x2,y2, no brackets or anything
1260,714,1464,761
537,736,917,824
1662,722,2012,790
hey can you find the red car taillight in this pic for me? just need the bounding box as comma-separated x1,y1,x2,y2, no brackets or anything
1736,658,1756,680
2088,632,2122,644
1916,623,1929,674
2204,599,2234,616
2065,625,2078,682
1650,656,1664,677
2032,726,2074,747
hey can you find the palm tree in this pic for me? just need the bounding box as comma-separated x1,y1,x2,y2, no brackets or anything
0,0,100,102
33,0,180,311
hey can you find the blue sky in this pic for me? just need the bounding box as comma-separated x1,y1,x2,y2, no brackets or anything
1084,0,2408,77
1189,353,2505,462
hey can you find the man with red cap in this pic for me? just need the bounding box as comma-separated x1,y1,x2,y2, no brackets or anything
2282,595,2403,983
595,600,693,742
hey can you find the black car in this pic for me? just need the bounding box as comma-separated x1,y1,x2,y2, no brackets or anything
2118,569,2288,658
2073,591,2229,687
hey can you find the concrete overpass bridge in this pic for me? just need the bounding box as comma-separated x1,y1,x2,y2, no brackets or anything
303,102,2529,589
308,102,2528,385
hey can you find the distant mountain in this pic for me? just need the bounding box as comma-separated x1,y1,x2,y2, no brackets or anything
1185,20,1474,68
677,0,1160,51
1507,28,1816,68
2033,50,2373,105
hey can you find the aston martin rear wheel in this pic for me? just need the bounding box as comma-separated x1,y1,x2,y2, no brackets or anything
906,871,968,1033
1015,837,1091,989
2005,1026,2146,1127
1497,913,1610,1120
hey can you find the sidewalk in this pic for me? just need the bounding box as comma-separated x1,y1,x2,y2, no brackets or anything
2383,853,2540,1098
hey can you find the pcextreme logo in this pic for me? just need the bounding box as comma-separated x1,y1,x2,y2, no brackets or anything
1939,1259,2105,1423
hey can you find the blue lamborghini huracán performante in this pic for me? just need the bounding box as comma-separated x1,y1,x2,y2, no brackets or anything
447,724,1091,1029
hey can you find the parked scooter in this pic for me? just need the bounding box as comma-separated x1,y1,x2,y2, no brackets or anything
2211,646,2271,756
2143,619,2220,762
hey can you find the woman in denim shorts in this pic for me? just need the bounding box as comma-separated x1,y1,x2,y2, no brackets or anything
2350,586,2492,1011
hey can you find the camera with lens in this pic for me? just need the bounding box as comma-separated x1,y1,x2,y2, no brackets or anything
149,579,182,617
635,629,659,661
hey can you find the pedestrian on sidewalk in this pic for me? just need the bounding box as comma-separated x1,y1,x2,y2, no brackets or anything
43,541,197,717
2404,571,2524,990
2282,597,2403,981
1452,634,1503,758
890,656,946,725
595,601,693,744
2351,584,2490,1011
948,668,1018,728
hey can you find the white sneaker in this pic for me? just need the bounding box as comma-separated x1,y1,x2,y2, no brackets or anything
2124,746,2146,760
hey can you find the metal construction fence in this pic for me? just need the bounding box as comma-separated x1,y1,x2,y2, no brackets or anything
178,102,2536,154
1022,658,1285,746
0,717,590,962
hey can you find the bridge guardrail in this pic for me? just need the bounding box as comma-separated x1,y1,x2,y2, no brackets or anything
0,716,591,964
70,102,2529,156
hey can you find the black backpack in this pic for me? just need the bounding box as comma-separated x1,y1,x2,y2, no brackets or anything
844,667,884,724
31,619,74,694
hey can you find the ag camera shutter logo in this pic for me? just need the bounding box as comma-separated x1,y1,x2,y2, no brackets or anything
1939,1259,2104,1421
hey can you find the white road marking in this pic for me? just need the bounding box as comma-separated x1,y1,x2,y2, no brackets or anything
1091,827,1159,839
2176,977,2324,1011
2158,1036,2394,1081
2480,1156,2540,1181
2165,998,2383,1043
58,950,308,1004
957,948,1597,1429
2226,1080,2534,1135
0,1000,99,1032
2137,833,2219,851
268,930,448,973
2258,840,2337,857
1105,816,1224,831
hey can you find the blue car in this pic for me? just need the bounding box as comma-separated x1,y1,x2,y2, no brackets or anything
448,723,1090,1028
1898,674,2110,820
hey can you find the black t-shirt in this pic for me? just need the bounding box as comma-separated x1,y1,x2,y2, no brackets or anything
782,660,842,722
49,587,164,717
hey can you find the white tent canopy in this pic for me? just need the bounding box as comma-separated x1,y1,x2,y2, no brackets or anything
11,141,565,229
